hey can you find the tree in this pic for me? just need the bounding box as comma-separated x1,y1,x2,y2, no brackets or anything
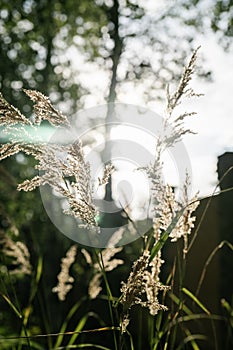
2,0,232,115
0,0,106,113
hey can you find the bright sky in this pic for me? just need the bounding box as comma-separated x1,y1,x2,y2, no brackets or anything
178,35,233,196
74,45,231,202
79,33,233,198
55,0,233,202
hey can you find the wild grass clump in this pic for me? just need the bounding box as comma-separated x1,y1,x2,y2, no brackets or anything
0,48,232,350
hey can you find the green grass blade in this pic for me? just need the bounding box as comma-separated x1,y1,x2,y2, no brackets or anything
67,314,89,346
183,328,201,350
168,291,193,315
21,256,43,331
176,334,206,350
150,208,184,262
126,330,135,350
53,344,111,349
0,339,44,350
182,288,210,315
0,292,22,319
54,297,86,348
